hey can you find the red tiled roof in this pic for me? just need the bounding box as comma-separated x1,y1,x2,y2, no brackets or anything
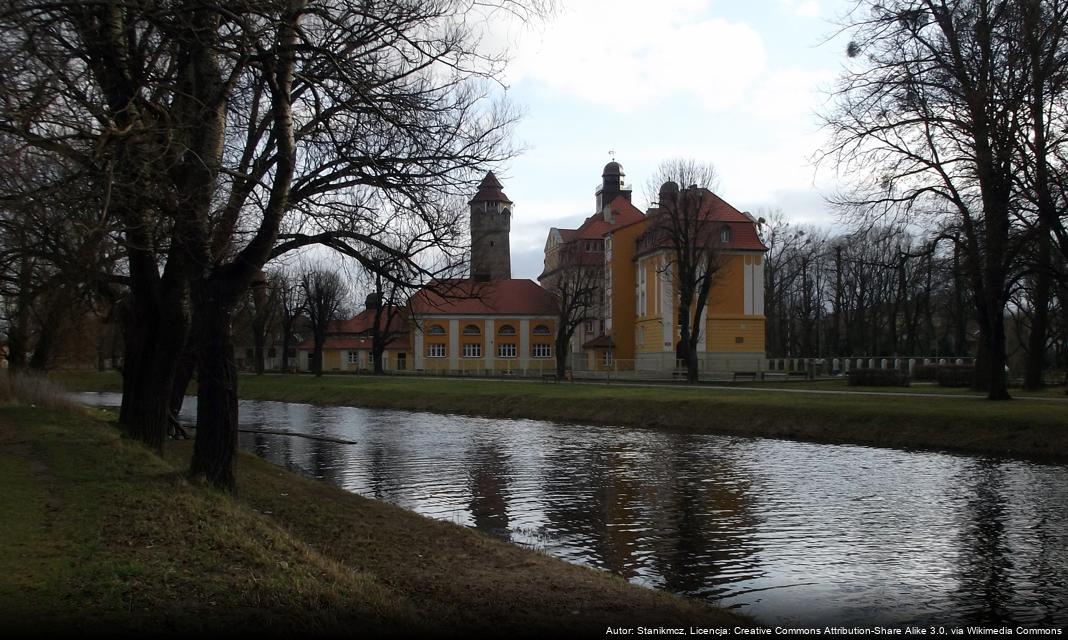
582,335,614,349
327,306,409,335
577,196,646,239
297,335,411,351
469,171,511,204
410,279,558,316
635,189,767,255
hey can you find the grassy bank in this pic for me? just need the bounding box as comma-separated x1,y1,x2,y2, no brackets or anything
0,397,749,636
56,370,1068,461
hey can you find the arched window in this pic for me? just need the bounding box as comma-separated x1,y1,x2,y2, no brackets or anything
720,226,732,243
427,324,446,336
498,324,517,336
462,324,481,336
532,324,551,336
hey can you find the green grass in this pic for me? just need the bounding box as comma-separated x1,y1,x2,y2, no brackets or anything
55,370,1068,459
0,399,750,635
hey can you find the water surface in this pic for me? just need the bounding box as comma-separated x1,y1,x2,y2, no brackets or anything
78,392,1068,626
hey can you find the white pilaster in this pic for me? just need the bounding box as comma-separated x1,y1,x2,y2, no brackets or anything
414,321,424,369
449,319,459,369
519,319,530,369
485,319,494,370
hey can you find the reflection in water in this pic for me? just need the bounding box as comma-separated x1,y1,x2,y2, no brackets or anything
77,392,1068,626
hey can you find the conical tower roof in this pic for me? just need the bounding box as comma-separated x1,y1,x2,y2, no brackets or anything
469,171,512,204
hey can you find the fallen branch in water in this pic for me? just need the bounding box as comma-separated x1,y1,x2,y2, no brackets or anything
180,425,356,445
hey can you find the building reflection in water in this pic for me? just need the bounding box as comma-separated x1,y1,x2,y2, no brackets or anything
74,393,1068,627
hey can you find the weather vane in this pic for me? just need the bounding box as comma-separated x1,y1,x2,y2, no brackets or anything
609,149,615,161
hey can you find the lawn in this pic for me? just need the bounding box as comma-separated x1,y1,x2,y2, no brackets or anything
55,370,1068,460
0,396,750,635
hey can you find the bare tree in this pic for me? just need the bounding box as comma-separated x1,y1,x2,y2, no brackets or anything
300,266,348,377
821,0,1031,399
0,0,548,488
541,239,599,379
643,159,723,383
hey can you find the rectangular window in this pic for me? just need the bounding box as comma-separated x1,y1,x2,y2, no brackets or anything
603,351,613,366
497,343,517,358
735,336,745,344
463,343,482,358
532,344,552,358
347,351,359,364
427,344,446,358
585,320,593,333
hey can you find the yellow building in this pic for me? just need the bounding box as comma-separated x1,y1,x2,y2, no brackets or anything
409,172,559,375
410,279,557,374
609,185,767,373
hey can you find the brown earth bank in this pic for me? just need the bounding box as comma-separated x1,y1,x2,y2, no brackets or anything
0,400,752,638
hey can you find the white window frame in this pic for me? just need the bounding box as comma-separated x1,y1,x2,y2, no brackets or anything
427,344,446,358
532,344,552,358
347,351,359,364
497,343,517,358
462,343,482,358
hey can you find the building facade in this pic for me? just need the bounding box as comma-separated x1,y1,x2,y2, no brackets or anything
544,161,768,374
410,172,559,374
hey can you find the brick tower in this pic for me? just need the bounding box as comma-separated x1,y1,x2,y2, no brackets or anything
469,171,512,280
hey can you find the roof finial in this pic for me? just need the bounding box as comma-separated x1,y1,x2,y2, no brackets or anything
609,148,616,162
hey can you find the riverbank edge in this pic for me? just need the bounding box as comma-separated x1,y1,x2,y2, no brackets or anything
253,384,1068,462
57,371,1068,462
0,401,752,635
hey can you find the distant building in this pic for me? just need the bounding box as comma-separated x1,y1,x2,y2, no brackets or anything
410,172,558,374
541,161,767,373
539,161,645,369
296,299,411,372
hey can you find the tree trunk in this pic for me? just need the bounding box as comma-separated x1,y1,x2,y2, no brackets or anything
313,335,324,376
7,255,33,372
1023,229,1052,390
118,299,186,452
189,294,238,492
280,324,292,373
685,343,699,384
555,334,569,379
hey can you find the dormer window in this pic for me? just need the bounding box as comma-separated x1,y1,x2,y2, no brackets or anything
720,226,732,243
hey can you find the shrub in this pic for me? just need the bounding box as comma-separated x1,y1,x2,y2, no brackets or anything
847,368,910,387
912,364,941,382
935,364,975,388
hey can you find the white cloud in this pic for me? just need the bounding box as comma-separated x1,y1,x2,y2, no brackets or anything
779,0,822,17
506,0,767,112
750,67,837,120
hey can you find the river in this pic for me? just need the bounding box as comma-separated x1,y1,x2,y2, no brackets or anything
76,392,1068,627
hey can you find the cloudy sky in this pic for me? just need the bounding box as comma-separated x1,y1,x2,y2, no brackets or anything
485,0,855,279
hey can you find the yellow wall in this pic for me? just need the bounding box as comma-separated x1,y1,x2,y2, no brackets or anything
708,254,745,316
419,317,557,370
606,219,650,361
706,317,766,353
626,250,765,356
